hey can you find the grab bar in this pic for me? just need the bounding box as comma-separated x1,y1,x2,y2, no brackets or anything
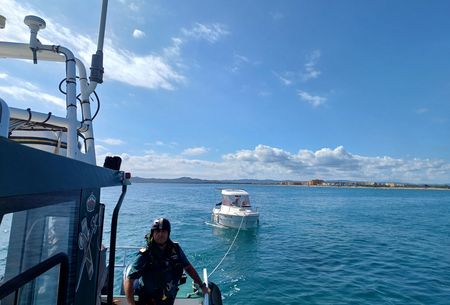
106,184,128,305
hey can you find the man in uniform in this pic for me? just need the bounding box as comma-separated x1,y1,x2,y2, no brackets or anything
124,218,208,305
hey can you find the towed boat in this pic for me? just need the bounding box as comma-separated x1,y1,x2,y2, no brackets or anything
0,2,220,305
211,189,259,229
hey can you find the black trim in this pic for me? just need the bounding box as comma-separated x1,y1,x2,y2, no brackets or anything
0,191,78,215
9,136,68,149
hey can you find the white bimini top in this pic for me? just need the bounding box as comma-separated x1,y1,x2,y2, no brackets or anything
221,189,249,196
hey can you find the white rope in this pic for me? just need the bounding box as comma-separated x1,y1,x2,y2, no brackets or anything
209,214,245,278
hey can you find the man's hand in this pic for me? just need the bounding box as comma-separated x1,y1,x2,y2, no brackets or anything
200,284,209,296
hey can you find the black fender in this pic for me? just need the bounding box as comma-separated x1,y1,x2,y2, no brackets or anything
208,281,223,305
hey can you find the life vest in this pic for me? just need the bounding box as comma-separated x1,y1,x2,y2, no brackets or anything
137,240,184,301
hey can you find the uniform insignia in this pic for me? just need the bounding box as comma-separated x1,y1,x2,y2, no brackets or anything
139,247,147,253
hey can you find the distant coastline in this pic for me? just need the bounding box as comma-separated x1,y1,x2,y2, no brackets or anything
130,176,450,190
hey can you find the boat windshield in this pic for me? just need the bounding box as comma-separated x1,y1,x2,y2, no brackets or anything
222,194,251,207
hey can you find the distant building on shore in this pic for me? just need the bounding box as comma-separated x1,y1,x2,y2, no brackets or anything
308,179,324,186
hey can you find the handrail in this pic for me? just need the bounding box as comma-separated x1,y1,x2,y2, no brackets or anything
114,246,139,268
203,268,210,305
0,252,69,305
106,184,128,305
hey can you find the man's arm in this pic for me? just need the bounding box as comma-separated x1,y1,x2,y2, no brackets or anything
184,264,208,295
124,278,136,305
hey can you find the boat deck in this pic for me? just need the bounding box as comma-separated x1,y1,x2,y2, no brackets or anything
104,295,203,305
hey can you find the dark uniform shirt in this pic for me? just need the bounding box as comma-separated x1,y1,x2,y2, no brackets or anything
126,240,190,304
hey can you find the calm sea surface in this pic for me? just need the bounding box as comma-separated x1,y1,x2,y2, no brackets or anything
101,183,450,305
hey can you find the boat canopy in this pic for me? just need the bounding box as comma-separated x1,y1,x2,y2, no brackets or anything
221,189,248,196
221,189,250,207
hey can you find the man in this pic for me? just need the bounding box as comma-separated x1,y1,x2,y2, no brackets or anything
124,218,208,305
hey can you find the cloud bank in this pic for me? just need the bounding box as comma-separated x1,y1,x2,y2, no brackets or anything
97,145,450,184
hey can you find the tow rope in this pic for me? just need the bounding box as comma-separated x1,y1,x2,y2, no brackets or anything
208,215,245,278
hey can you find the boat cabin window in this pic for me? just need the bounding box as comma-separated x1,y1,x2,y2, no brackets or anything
221,195,250,207
0,196,78,305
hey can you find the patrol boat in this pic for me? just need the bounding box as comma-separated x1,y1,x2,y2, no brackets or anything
0,2,220,305
212,189,259,229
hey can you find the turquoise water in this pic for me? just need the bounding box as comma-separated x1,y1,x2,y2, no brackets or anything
101,183,450,305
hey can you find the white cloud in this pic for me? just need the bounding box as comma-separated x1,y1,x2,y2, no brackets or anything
98,138,125,145
298,90,326,107
274,50,321,86
128,3,139,12
273,71,293,86
95,144,108,154
97,145,450,184
97,152,223,179
116,0,140,11
145,140,178,147
0,72,66,109
301,50,321,81
182,146,209,156
0,0,35,43
132,29,145,39
163,38,183,59
182,23,229,43
106,50,185,90
230,53,251,73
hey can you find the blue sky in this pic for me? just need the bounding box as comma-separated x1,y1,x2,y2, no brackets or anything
1,0,450,183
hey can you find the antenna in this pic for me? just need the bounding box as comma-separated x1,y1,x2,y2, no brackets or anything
89,0,109,84
24,15,46,64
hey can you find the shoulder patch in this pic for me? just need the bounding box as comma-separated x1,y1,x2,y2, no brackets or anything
139,247,147,253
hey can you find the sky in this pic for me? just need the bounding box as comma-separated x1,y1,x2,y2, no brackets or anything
1,0,450,183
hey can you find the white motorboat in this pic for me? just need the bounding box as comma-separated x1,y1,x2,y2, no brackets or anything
211,189,259,229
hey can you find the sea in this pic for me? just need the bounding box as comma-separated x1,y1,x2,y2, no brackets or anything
99,183,450,305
